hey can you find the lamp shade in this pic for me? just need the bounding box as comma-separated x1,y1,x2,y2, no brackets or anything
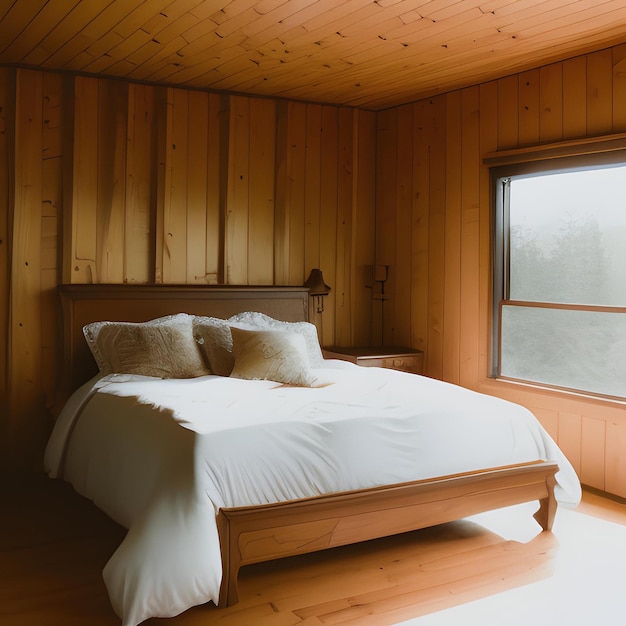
304,268,330,295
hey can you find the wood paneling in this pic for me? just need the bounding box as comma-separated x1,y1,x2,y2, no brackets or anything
375,43,626,498
0,68,375,473
2,37,626,494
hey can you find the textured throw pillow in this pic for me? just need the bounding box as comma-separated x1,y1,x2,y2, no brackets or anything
192,316,241,376
83,313,209,378
230,327,316,386
228,311,324,367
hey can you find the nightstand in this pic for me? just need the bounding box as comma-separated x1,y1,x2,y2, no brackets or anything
323,346,424,375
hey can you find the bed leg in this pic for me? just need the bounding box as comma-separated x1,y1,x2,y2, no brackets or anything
217,565,240,607
533,475,557,531
217,512,241,607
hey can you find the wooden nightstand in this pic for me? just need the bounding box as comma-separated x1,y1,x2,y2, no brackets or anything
323,346,424,375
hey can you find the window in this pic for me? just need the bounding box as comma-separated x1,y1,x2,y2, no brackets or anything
492,153,626,400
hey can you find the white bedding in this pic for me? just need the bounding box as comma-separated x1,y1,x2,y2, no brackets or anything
44,361,581,626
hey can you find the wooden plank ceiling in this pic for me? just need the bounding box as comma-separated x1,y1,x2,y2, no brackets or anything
1,0,625,110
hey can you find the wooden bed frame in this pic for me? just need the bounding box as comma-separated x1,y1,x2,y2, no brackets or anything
58,283,558,608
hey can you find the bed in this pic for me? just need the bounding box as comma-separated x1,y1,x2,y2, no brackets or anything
44,284,581,626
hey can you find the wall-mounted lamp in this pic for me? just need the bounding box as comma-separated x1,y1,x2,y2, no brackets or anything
304,268,330,313
373,264,389,301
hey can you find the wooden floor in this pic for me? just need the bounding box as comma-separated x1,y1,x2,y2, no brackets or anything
1,476,625,626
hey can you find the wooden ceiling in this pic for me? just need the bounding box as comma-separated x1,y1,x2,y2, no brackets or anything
1,0,626,110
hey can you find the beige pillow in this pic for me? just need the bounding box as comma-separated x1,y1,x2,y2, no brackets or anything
230,327,316,386
83,313,208,378
192,316,240,376
228,311,324,367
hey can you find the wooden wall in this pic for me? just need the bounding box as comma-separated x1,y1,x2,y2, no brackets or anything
2,43,625,495
376,43,626,497
0,68,376,475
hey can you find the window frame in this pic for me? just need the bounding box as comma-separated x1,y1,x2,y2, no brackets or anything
488,139,626,399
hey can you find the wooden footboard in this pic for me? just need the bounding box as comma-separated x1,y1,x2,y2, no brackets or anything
216,460,558,606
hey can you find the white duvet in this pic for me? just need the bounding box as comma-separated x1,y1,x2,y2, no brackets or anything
44,361,581,626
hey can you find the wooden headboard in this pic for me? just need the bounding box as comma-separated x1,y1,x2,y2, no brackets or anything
58,284,310,397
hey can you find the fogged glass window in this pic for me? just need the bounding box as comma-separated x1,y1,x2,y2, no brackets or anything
494,163,626,399
509,167,626,307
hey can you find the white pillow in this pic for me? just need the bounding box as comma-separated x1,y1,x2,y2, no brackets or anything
228,312,324,367
230,327,316,387
83,313,208,378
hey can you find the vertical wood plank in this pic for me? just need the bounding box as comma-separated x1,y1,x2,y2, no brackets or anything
304,104,322,275
335,107,354,346
605,419,626,499
478,81,498,382
459,86,480,389
443,90,461,385
0,67,16,460
581,416,606,491
518,69,540,146
539,63,563,143
153,86,168,284
319,106,338,346
186,90,209,283
9,68,44,462
558,411,582,479
531,407,559,441
287,101,307,286
427,96,446,380
497,75,518,149
96,79,127,283
0,67,14,429
394,104,413,348
274,100,289,286
162,87,188,283
374,108,396,347
205,93,224,284
71,76,98,283
612,44,626,132
125,83,155,284
60,75,74,285
587,49,613,136
562,56,587,138
42,71,62,160
41,71,63,410
411,101,429,355
248,97,276,285
352,108,376,346
225,95,249,285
